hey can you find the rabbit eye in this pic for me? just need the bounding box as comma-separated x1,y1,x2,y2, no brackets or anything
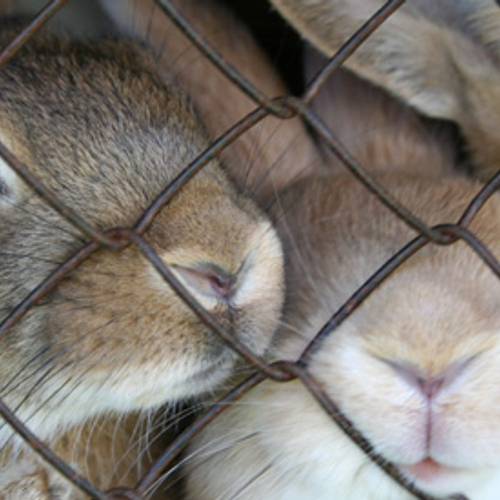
0,156,20,207
0,177,11,197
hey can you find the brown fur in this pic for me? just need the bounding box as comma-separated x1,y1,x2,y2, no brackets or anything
0,414,166,499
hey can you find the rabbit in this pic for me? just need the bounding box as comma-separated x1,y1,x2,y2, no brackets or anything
182,18,500,500
0,0,303,495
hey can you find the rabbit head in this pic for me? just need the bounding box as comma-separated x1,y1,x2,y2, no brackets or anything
0,27,284,449
184,22,500,500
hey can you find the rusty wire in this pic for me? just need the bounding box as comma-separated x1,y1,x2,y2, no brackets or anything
303,0,405,103
0,0,497,499
0,0,68,68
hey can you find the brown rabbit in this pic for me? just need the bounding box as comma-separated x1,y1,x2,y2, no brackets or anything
0,3,294,496
182,31,500,500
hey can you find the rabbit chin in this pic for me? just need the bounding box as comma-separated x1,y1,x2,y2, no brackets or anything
259,421,500,500
1,353,234,448
398,459,500,499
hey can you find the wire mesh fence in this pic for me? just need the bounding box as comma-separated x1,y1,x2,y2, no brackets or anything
0,0,497,498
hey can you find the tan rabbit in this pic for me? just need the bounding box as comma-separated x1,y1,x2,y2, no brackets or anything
0,4,292,497
182,35,500,500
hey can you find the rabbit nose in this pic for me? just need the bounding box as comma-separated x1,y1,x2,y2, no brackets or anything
173,263,238,303
414,375,445,400
205,268,237,301
388,358,474,400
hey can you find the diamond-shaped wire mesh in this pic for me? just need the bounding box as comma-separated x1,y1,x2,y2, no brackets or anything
0,1,496,499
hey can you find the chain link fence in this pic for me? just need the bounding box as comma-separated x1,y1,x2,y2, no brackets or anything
0,0,498,498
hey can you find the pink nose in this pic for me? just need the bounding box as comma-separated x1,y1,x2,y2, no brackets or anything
388,357,474,400
415,376,445,399
206,272,237,301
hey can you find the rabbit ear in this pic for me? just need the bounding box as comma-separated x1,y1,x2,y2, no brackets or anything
99,0,324,206
272,0,500,180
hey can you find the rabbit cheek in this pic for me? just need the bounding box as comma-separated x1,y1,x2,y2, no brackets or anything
429,352,500,467
43,246,235,413
311,336,428,462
